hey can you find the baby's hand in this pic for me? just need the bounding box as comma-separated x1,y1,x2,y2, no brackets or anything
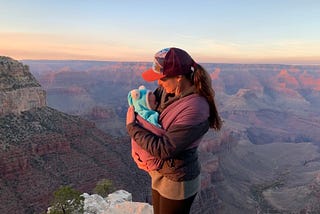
126,106,136,125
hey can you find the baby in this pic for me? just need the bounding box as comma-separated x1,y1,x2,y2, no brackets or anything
128,85,160,127
127,85,164,171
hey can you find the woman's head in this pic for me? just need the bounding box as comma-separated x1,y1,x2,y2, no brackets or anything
142,47,195,95
142,47,222,130
142,47,196,82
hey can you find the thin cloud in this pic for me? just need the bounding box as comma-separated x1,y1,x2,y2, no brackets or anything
1,32,319,63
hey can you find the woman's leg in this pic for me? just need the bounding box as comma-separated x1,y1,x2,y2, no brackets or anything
152,189,161,214
159,193,197,214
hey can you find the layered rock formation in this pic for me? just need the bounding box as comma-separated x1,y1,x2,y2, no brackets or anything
0,56,46,116
207,64,320,213
0,57,151,213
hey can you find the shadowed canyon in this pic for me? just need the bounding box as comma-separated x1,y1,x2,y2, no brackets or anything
1,57,320,213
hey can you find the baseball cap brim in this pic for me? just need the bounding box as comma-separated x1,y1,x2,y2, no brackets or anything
141,68,166,82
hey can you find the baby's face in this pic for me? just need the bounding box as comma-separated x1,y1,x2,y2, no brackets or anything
148,93,158,110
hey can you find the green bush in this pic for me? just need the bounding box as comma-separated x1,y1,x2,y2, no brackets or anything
93,179,114,198
48,186,84,214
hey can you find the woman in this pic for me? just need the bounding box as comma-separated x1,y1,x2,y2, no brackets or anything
126,47,222,214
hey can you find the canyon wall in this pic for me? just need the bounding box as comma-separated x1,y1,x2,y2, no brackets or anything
0,56,46,116
0,57,150,213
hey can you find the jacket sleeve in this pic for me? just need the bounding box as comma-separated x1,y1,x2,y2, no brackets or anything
126,120,209,160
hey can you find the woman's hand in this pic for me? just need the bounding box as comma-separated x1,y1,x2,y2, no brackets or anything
126,106,136,125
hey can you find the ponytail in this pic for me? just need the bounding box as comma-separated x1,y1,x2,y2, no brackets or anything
187,64,222,130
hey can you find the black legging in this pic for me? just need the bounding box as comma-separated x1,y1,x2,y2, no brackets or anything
152,189,197,214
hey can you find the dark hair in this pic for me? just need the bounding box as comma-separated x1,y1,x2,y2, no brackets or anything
186,64,222,130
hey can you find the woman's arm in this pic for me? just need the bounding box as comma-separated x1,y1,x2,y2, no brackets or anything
127,120,209,160
126,92,210,160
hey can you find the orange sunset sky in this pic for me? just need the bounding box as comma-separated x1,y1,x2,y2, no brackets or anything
1,0,320,64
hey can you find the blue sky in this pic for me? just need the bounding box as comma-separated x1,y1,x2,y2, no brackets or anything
1,0,320,63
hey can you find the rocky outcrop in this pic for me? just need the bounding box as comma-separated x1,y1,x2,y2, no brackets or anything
0,56,46,116
80,190,153,214
0,57,150,213
0,87,46,115
0,56,40,90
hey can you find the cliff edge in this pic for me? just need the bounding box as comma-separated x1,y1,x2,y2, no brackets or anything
0,56,46,115
0,57,150,213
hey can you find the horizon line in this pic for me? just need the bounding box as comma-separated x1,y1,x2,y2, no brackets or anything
20,58,320,66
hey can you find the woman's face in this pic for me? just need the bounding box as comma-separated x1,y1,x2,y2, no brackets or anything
157,76,178,94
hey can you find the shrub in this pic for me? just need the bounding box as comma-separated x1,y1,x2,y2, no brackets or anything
93,179,114,197
48,186,84,214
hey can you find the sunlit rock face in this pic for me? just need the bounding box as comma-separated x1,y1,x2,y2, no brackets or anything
81,190,153,214
0,56,46,116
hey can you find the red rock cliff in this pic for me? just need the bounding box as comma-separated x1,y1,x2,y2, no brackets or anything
0,56,46,116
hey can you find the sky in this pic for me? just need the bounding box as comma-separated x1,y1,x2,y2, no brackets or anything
1,0,320,64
